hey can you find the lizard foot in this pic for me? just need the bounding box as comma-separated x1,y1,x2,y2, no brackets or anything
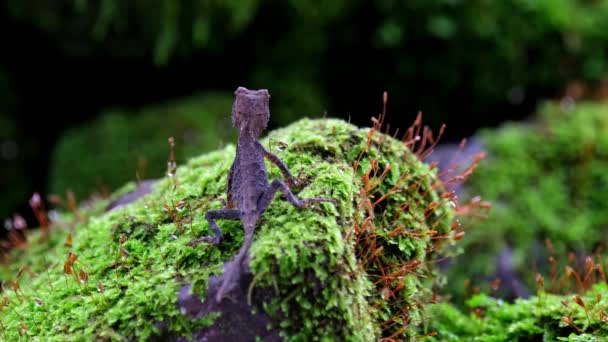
187,235,222,246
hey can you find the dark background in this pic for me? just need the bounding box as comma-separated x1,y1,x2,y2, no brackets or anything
2,1,607,225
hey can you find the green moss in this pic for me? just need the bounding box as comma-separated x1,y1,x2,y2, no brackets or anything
3,118,455,340
424,283,608,341
448,101,608,298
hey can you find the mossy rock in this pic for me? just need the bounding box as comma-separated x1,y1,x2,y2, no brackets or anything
3,118,455,340
447,101,608,299
424,283,608,341
48,92,237,200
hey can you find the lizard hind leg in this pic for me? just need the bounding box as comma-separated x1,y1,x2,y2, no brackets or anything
257,179,335,213
187,209,239,246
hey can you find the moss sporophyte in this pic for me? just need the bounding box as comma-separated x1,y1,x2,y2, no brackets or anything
445,101,608,303
1,91,486,340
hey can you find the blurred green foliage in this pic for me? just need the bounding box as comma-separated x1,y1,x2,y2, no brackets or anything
424,283,608,341
7,0,608,208
448,101,608,298
6,0,608,124
49,93,236,199
371,0,608,113
6,0,260,65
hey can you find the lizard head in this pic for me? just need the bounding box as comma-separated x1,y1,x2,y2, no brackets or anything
232,87,270,138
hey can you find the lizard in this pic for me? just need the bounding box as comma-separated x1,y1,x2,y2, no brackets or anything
189,86,334,302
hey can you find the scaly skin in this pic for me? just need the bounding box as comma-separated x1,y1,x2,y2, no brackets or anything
189,86,334,302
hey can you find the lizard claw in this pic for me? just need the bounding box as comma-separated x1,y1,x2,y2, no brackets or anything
187,235,222,246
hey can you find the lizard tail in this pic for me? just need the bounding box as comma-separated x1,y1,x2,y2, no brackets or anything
215,224,256,302
234,224,255,266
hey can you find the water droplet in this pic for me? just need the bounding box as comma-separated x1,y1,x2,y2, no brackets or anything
175,201,186,211
48,210,60,221
167,161,177,177
13,214,26,230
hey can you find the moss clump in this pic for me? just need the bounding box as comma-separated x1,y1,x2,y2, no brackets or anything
3,118,456,340
49,92,237,199
424,282,608,341
447,101,608,298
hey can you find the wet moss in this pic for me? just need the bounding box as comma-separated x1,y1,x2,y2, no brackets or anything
2,118,455,340
424,283,608,341
447,101,608,300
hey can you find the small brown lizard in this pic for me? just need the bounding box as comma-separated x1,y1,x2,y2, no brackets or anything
189,86,334,302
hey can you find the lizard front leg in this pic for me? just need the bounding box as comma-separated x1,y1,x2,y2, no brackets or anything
187,209,239,246
259,142,302,188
